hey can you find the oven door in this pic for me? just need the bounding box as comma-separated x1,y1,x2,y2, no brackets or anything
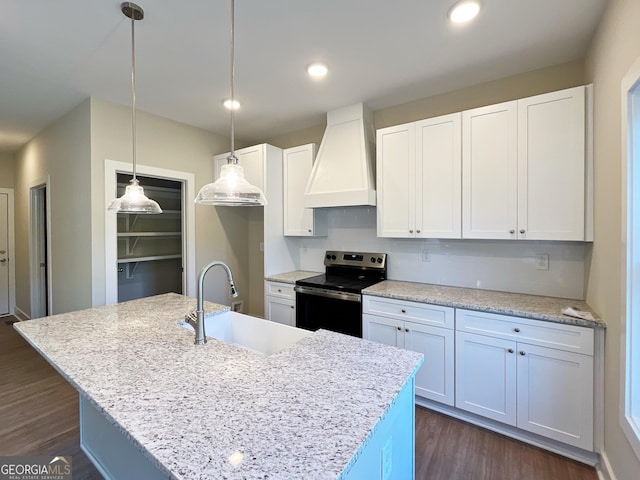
294,286,362,337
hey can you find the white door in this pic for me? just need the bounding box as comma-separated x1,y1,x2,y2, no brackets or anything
404,321,455,406
265,296,295,327
462,101,518,239
517,86,586,240
455,331,517,425
283,144,315,236
362,314,403,347
376,123,415,238
415,113,462,239
516,343,594,449
0,193,9,315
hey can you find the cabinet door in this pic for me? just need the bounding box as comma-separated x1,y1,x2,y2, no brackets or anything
363,314,403,347
455,331,517,425
415,113,462,238
462,101,518,239
283,144,320,236
376,123,415,237
265,296,295,327
213,145,265,191
516,343,593,450
404,321,455,406
517,86,585,240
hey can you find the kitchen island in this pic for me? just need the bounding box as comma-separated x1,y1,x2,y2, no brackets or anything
14,293,423,480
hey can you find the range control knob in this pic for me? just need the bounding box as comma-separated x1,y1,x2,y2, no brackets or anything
377,257,383,263
371,257,376,263
326,254,331,260
331,254,336,260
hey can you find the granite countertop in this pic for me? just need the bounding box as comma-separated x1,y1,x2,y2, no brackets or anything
264,270,321,284
363,281,605,329
14,293,422,480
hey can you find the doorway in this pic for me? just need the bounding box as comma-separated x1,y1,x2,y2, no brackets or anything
30,184,49,318
0,189,15,316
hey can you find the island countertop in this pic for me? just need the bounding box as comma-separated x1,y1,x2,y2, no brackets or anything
14,293,423,480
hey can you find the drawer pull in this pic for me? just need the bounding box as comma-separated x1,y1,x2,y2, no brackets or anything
520,229,525,234
519,351,526,356
405,328,409,333
509,229,515,234
507,348,514,354
401,309,406,313
397,326,402,331
278,289,282,293
513,328,520,333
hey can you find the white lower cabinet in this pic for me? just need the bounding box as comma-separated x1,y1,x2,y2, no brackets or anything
264,281,295,327
363,296,455,406
455,309,594,451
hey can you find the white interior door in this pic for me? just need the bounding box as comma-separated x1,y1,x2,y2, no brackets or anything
0,193,9,315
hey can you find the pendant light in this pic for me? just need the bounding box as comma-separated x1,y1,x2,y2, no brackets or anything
194,0,267,206
108,2,162,214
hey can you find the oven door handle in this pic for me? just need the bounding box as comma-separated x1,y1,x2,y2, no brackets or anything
294,285,361,303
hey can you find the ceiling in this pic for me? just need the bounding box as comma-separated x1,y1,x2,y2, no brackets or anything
0,0,608,153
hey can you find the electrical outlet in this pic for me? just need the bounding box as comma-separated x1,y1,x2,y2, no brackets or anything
422,248,430,262
535,254,549,271
381,437,392,480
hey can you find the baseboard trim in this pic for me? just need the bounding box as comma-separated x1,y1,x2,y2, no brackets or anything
14,306,30,321
416,397,600,466
596,450,616,480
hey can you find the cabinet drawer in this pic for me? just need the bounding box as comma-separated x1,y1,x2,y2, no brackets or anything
363,296,454,329
456,309,593,355
264,281,295,300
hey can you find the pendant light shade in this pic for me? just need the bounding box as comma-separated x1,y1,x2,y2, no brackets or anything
195,0,266,207
108,2,162,215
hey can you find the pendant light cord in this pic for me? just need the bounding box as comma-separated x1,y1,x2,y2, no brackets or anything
131,11,138,180
228,0,238,164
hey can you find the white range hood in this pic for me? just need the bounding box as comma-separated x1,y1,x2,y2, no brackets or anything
303,103,376,208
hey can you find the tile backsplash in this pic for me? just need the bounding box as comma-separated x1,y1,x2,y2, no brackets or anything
294,206,588,300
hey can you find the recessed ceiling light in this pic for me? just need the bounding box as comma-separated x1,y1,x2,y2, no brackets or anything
307,63,328,78
223,99,240,110
449,0,481,24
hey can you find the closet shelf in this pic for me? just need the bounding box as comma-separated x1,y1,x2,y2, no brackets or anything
117,254,182,264
118,232,181,238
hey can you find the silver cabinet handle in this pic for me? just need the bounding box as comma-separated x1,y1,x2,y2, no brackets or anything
509,229,515,234
519,351,526,356
308,229,312,233
520,229,525,234
507,348,514,353
416,229,421,234
409,229,414,234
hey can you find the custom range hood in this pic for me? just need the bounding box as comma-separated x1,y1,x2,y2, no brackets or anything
303,103,376,208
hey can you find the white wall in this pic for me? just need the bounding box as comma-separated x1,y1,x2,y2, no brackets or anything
584,0,640,477
14,100,92,316
0,152,15,188
294,207,587,299
89,98,251,309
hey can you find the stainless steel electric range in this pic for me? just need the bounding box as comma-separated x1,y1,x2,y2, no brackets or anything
294,250,387,337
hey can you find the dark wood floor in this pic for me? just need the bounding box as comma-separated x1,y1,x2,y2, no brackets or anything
1,316,597,479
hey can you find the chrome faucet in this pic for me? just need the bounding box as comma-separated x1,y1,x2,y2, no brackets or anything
186,261,239,345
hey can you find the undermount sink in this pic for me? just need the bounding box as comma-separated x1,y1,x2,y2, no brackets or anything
178,310,311,355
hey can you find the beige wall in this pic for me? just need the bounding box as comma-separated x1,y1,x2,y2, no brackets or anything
14,100,92,316
585,0,640,477
89,98,251,309
265,60,585,149
0,152,15,188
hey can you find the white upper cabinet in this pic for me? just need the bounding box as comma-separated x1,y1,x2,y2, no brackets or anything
462,86,590,241
214,144,267,192
462,101,518,239
377,112,462,238
283,144,327,237
517,86,586,240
